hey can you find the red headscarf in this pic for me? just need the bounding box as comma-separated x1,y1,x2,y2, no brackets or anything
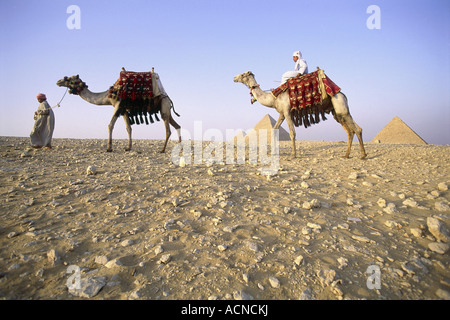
36,93,47,100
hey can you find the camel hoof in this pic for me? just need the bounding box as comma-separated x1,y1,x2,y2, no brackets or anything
360,154,367,160
106,149,113,153
125,148,131,152
159,149,166,154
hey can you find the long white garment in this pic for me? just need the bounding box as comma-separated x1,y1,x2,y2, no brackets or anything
281,56,309,84
30,101,55,147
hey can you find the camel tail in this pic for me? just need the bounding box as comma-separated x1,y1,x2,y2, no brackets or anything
168,97,180,117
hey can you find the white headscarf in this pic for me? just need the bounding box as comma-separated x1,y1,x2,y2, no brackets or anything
293,51,302,59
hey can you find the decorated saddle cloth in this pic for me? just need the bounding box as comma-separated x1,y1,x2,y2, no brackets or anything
271,69,341,128
108,70,163,125
109,71,153,102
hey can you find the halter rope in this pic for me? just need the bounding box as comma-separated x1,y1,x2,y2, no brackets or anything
51,87,69,109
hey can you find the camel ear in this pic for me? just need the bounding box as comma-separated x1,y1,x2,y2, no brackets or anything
76,75,79,79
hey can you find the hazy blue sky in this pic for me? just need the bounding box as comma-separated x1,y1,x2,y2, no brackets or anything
1,0,449,144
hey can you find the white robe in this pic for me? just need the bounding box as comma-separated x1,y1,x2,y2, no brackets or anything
30,101,55,147
281,58,309,84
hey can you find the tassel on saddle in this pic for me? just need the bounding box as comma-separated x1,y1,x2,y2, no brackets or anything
303,108,311,128
113,97,163,126
109,68,163,126
291,103,332,129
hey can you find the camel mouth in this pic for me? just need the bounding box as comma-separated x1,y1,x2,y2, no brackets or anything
56,79,65,87
233,75,242,83
234,71,253,83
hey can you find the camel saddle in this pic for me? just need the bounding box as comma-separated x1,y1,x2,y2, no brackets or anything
108,70,164,125
109,71,153,101
271,68,341,128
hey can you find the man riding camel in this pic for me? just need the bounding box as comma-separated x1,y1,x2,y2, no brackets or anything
250,50,310,104
281,50,309,84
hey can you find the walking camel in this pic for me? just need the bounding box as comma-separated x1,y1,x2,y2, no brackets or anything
56,71,181,153
233,71,367,159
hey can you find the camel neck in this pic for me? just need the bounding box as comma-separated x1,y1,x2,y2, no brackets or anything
250,84,275,108
79,87,112,106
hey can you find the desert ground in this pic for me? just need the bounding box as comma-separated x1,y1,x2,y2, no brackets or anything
0,136,449,300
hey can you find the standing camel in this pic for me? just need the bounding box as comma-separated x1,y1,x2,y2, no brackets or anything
56,71,181,153
234,71,367,159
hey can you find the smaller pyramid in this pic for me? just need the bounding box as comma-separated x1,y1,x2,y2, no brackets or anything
233,114,291,145
371,116,427,145
252,114,291,139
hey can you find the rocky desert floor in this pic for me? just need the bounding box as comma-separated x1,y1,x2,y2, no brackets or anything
0,136,449,300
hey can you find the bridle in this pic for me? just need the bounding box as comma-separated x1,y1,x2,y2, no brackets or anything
249,84,260,104
63,76,88,95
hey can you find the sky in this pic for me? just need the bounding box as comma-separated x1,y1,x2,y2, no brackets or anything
0,0,449,145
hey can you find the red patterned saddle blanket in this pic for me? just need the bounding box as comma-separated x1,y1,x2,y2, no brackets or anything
108,70,160,126
108,71,153,101
271,69,341,128
271,69,341,110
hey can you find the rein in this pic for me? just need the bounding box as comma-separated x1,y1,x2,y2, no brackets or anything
51,87,69,109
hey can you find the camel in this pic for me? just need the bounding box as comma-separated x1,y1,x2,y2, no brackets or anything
233,71,367,159
56,72,181,153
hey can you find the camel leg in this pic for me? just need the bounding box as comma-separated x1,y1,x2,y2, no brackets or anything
333,111,354,158
336,115,367,159
159,97,180,153
160,118,171,153
169,115,181,143
160,115,180,153
350,120,367,159
123,115,132,151
273,113,285,129
284,112,296,159
331,93,366,159
107,114,119,152
341,121,354,159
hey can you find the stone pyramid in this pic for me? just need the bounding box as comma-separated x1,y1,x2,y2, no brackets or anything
233,114,290,145
245,114,291,144
371,116,427,145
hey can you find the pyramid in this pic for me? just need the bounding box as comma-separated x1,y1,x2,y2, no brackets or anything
233,114,290,145
371,116,427,145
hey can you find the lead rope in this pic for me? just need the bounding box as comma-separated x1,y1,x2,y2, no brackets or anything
51,87,69,109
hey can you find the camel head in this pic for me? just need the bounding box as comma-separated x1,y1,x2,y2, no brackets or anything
233,71,256,88
56,75,88,95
